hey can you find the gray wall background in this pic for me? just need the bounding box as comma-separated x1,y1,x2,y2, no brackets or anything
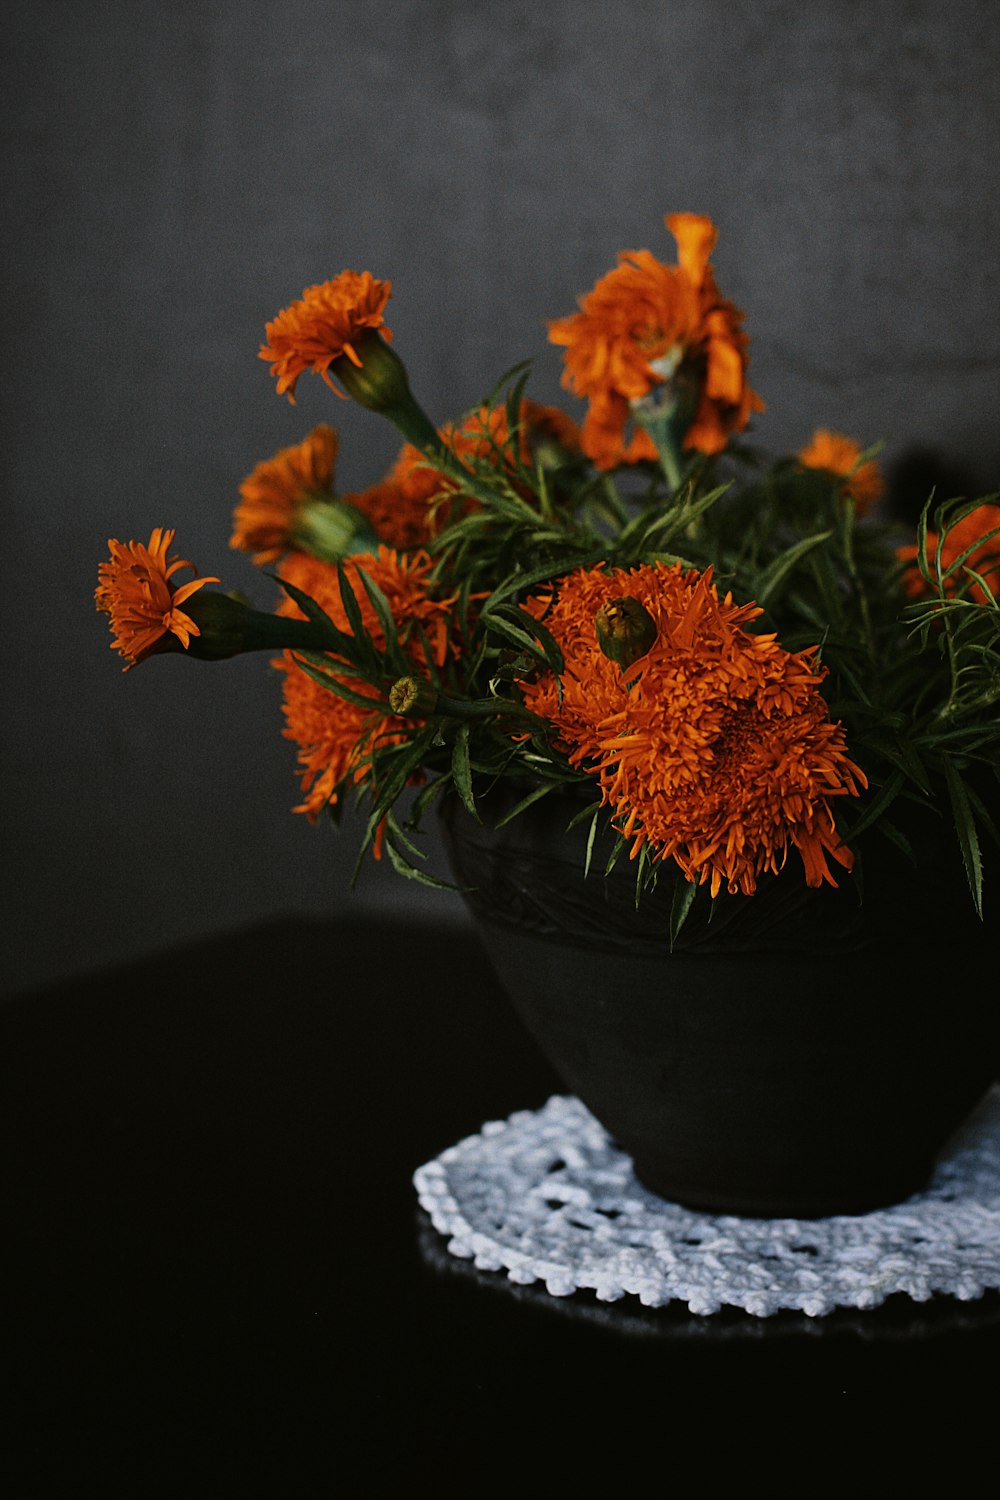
3,0,999,996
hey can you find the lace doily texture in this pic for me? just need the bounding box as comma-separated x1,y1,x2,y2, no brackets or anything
413,1089,1000,1317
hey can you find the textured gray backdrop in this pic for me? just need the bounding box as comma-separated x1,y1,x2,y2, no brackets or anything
3,0,999,995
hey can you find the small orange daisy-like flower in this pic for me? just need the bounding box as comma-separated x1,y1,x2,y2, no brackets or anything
274,546,455,819
548,213,763,470
259,271,393,403
898,502,1000,606
95,529,219,670
231,424,339,562
797,429,883,515
520,561,865,897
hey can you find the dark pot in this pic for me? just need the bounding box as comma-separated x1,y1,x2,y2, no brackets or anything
440,784,997,1218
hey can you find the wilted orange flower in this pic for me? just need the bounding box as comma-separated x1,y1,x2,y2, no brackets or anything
95,528,219,670
231,425,339,562
898,502,1000,606
798,429,883,514
548,213,763,470
274,546,454,819
520,561,865,897
259,271,393,402
347,400,581,549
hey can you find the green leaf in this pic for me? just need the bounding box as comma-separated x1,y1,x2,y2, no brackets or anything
268,573,351,651
355,566,408,671
384,835,459,890
669,877,697,949
965,782,1000,851
493,782,555,828
336,563,367,645
941,519,1000,585
481,358,534,412
943,759,984,917
492,603,565,674
583,803,600,878
288,655,385,712
333,564,382,677
481,611,551,662
451,722,479,820
755,531,833,608
916,494,935,588
483,553,603,611
408,772,452,823
876,816,916,864
842,770,905,842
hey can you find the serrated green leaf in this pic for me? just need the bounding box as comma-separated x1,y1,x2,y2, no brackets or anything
944,759,984,917
288,655,385,712
384,835,459,890
669,876,697,949
451,722,479,820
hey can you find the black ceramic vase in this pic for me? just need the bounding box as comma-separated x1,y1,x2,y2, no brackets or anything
440,784,997,1218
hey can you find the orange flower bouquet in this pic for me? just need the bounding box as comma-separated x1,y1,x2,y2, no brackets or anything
95,213,1000,1215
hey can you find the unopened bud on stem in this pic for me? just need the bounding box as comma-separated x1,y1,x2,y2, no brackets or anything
595,596,657,670
333,331,442,455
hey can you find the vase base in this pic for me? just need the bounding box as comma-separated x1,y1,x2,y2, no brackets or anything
629,1155,933,1220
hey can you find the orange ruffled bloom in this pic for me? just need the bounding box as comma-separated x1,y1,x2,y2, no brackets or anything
520,561,865,897
274,547,454,819
231,424,339,562
898,503,1000,607
548,213,763,470
797,429,883,515
95,528,219,670
348,400,581,550
259,271,393,402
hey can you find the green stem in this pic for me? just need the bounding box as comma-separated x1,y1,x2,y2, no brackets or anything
184,593,339,661
241,611,339,653
632,404,686,492
840,498,875,660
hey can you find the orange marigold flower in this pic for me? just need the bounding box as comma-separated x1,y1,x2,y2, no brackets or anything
798,429,883,515
95,528,219,671
898,503,1000,606
274,546,454,819
231,424,339,562
520,561,865,897
259,271,393,402
548,213,763,470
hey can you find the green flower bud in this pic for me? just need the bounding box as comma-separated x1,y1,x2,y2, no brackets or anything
595,596,658,671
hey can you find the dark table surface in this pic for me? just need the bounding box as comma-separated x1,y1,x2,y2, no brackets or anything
2,914,997,1485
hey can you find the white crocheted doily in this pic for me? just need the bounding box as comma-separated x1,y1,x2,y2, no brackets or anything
413,1088,1000,1317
